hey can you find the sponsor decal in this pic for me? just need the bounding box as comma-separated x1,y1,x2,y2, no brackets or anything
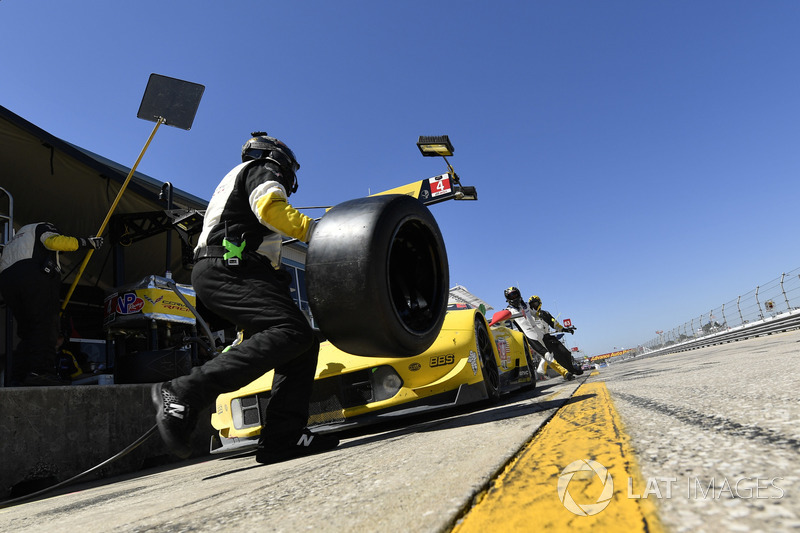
143,294,164,305
495,337,511,369
155,299,191,312
430,354,455,367
468,350,478,375
429,174,452,197
408,362,422,371
590,348,634,361
103,294,118,324
116,292,145,314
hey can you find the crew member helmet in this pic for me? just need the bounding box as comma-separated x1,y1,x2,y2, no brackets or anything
242,131,300,195
529,295,542,311
504,286,522,305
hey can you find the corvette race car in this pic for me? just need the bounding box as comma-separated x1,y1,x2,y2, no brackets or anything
209,300,538,453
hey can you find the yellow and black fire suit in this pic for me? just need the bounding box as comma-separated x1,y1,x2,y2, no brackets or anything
0,222,90,384
171,159,318,443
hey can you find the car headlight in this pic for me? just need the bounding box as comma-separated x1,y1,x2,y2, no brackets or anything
370,366,403,402
231,395,265,429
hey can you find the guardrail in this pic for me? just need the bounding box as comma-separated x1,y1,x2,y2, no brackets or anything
638,267,800,357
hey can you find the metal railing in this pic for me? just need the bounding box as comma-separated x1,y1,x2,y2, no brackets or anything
1,187,13,387
638,267,800,357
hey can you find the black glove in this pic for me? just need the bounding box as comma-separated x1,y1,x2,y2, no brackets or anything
78,236,104,249
564,326,576,334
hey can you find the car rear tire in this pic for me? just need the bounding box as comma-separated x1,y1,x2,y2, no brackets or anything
306,194,449,357
475,316,500,402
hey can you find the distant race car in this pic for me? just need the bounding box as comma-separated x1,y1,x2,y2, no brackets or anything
209,303,537,453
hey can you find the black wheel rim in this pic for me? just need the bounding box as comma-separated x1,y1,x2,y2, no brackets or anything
387,219,446,334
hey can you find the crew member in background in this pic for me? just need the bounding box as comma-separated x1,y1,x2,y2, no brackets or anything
151,132,339,463
528,294,583,376
503,287,574,381
0,222,102,386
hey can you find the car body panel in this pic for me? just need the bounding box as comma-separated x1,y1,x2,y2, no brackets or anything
210,308,535,453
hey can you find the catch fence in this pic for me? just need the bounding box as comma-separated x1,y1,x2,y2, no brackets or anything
639,267,800,356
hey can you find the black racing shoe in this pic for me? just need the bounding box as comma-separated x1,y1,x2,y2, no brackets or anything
151,382,197,459
563,372,575,381
256,428,340,465
572,367,584,376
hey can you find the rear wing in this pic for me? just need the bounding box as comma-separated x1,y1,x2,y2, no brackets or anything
370,173,478,206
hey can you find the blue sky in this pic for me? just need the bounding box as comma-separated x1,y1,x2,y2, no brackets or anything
3,1,800,355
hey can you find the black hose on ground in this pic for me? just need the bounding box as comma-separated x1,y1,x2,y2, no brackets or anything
0,425,158,509
0,276,217,509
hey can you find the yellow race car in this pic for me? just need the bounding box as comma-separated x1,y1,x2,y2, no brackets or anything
209,303,538,453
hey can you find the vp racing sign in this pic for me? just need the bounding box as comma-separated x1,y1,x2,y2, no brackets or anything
103,277,197,326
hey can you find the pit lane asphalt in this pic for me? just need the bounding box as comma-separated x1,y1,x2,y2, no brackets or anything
1,330,798,532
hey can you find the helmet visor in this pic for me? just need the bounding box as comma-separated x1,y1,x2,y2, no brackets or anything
244,147,300,172
505,289,521,302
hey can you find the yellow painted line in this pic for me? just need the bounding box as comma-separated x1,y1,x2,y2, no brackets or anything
451,381,663,533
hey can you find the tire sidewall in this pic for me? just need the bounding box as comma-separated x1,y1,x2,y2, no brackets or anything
306,195,449,356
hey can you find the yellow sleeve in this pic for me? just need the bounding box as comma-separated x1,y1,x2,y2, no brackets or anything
43,235,80,252
255,191,315,242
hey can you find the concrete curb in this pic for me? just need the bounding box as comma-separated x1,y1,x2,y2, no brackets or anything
0,384,214,500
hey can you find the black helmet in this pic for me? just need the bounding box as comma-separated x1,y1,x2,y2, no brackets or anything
504,286,522,305
529,295,542,311
242,131,300,195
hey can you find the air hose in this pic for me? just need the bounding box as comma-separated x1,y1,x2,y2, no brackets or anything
0,425,157,509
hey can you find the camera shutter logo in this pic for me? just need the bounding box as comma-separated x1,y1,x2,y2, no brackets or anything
557,459,614,516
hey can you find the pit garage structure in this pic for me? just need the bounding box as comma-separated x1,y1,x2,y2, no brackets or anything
0,104,314,386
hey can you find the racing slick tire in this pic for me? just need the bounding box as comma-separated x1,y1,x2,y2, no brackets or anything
475,316,501,402
306,194,449,357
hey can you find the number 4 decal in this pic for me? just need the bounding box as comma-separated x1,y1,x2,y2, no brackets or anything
429,174,451,197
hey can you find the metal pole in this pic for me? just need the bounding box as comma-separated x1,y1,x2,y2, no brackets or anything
160,182,173,278
1,187,13,386
755,286,763,320
737,295,744,325
61,118,165,312
780,273,790,311
0,186,12,244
